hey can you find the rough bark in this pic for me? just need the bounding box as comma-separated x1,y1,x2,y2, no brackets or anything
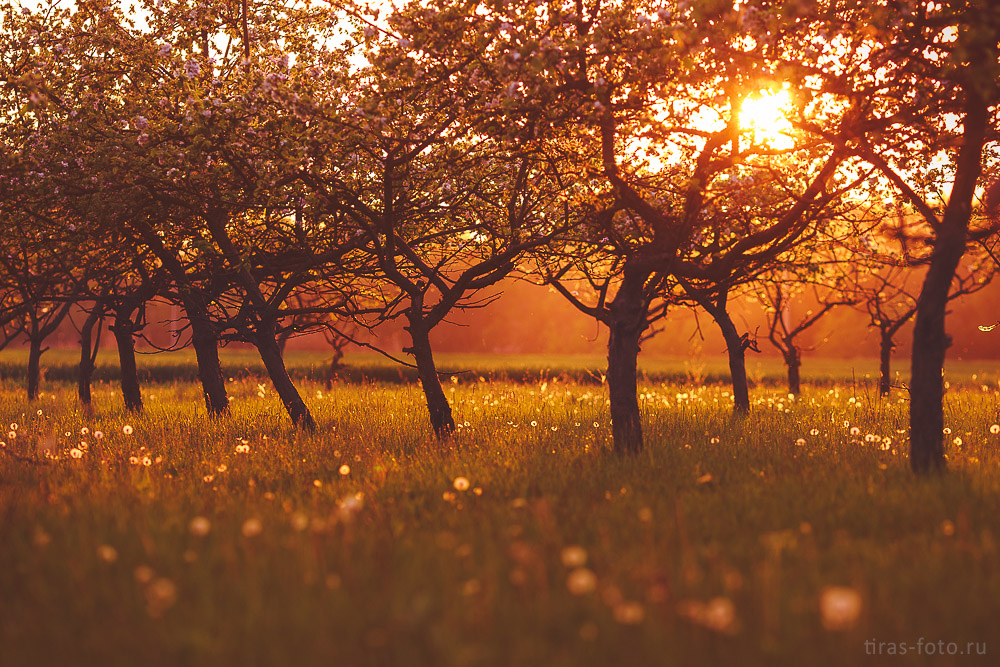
784,349,801,397
26,336,42,401
879,332,894,397
606,269,648,454
112,313,143,414
405,317,455,439
909,93,988,474
78,308,102,406
188,309,229,416
715,311,751,414
253,325,315,429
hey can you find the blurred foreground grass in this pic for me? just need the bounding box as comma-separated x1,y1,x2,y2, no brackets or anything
1,354,999,665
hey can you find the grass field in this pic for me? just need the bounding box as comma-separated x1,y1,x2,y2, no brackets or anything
2,351,1000,665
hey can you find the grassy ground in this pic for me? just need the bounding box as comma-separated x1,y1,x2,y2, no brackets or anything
1,353,1000,665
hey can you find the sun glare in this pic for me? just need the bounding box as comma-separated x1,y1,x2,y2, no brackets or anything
739,89,794,150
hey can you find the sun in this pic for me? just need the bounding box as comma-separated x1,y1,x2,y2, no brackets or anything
739,88,794,150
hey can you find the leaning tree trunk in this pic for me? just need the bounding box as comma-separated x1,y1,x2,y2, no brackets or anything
878,332,894,397
78,308,102,406
187,307,229,416
405,315,455,439
112,313,143,414
909,92,987,475
26,334,43,402
606,269,649,454
252,322,315,429
784,348,802,397
713,309,751,415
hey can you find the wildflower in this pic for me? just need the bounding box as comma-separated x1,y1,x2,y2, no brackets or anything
123,424,133,435
157,43,172,56
188,516,211,536
216,464,227,473
795,438,806,447
241,518,263,538
80,427,89,436
710,437,720,444
69,447,83,459
7,431,15,440
819,586,862,630
339,464,350,476
560,545,588,568
849,426,860,436
94,431,103,440
566,567,597,595
134,565,155,584
943,427,952,435
9,423,17,431
991,424,1000,435
202,474,214,483
142,456,152,466
453,476,470,492
953,437,963,447
235,444,250,454
129,456,139,465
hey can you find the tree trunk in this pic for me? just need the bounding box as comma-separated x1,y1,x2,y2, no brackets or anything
606,268,648,454
909,93,987,474
714,310,751,414
112,313,143,414
26,335,42,401
785,349,801,397
188,309,229,416
78,308,102,406
405,316,455,439
253,324,315,429
879,333,893,397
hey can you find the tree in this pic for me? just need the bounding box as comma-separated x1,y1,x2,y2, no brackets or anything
766,0,1000,472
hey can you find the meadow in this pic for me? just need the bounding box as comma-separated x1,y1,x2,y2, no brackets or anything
2,350,999,666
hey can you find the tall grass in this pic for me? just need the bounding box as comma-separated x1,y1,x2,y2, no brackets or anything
1,357,999,665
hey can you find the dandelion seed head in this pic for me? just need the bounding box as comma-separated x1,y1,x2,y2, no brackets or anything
566,567,597,595
241,518,263,538
613,601,646,624
560,545,588,568
188,516,211,536
819,586,862,631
